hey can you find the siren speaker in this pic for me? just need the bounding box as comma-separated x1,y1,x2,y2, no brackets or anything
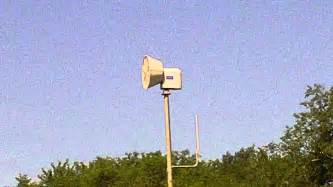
142,55,164,90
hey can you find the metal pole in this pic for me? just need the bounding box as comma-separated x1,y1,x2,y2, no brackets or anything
162,89,173,187
172,114,200,168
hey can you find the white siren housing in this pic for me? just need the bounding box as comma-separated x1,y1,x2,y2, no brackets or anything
141,55,182,90
142,55,164,90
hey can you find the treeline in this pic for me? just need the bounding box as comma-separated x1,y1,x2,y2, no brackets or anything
17,85,333,187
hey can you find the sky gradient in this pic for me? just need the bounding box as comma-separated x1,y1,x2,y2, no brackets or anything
1,1,333,185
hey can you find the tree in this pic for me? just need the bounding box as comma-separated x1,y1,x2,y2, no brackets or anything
16,174,39,187
280,84,333,185
15,84,333,186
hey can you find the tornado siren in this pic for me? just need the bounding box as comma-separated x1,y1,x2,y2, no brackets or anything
141,55,200,187
141,55,182,90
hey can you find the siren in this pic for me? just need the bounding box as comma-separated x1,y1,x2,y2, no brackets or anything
141,55,182,90
142,55,164,90
141,55,200,187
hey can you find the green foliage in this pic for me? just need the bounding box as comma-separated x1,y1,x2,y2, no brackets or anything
280,84,333,185
16,174,39,187
16,84,333,187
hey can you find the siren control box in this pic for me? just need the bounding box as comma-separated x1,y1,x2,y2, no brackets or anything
162,68,182,90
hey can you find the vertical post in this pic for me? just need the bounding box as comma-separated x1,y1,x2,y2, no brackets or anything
162,89,173,187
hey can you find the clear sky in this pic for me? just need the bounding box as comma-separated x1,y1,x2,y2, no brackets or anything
1,1,332,185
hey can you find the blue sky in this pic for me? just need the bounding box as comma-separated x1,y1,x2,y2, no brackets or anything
1,1,332,185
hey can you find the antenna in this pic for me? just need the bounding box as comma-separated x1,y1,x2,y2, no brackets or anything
141,55,201,187
172,115,201,168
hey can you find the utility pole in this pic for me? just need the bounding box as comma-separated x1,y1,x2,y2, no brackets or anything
141,55,201,187
162,89,173,187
